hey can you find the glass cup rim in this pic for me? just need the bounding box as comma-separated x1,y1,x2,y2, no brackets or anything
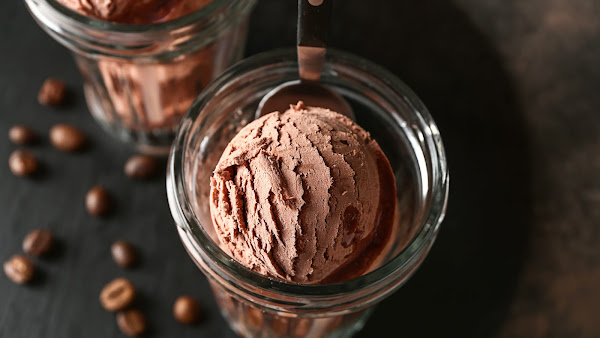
37,0,254,33
168,48,449,297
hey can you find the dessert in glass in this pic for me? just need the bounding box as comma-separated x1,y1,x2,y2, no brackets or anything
167,49,449,337
24,0,257,155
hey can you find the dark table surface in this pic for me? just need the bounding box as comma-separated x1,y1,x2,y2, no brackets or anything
2,0,599,337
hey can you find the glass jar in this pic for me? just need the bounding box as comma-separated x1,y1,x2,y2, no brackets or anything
24,0,256,155
167,49,449,337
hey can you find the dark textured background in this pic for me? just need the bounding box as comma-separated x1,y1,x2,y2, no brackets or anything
1,0,599,337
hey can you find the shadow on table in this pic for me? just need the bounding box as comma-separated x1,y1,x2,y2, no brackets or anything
327,1,533,337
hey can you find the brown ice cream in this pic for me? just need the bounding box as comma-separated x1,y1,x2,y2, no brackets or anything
90,47,215,130
210,102,396,284
57,0,212,24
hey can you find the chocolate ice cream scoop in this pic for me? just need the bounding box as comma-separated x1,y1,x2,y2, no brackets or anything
210,102,396,284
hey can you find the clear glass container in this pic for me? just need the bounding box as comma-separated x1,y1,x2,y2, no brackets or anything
167,49,449,337
24,0,256,155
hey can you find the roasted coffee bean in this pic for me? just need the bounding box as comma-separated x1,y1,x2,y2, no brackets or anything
86,185,111,217
111,241,137,269
49,124,86,152
38,78,67,106
23,229,54,257
99,278,135,311
9,125,37,145
124,155,159,180
173,296,202,324
9,149,38,177
3,254,34,284
117,309,147,336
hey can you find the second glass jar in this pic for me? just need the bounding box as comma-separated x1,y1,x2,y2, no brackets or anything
25,0,257,155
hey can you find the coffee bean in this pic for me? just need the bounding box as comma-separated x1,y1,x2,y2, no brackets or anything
23,229,54,257
38,78,67,106
3,255,34,284
86,185,111,217
49,124,86,152
173,296,202,324
117,309,146,336
124,155,159,180
9,125,37,145
111,241,137,269
99,278,135,312
9,149,38,177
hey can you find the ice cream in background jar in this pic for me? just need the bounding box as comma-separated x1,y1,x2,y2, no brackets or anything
24,0,257,155
167,49,449,337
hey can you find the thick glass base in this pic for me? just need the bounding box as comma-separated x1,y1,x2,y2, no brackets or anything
211,282,373,338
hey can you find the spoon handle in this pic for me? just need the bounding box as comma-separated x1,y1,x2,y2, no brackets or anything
298,0,332,48
297,0,332,82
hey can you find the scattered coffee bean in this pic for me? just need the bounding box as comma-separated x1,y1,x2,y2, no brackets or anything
9,125,37,145
9,149,38,177
173,296,202,325
124,155,159,180
49,124,86,152
38,78,67,106
86,185,111,217
23,229,54,257
117,309,147,336
111,241,137,269
99,278,135,312
3,254,34,284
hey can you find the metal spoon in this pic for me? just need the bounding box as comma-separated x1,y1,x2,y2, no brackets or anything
256,0,353,118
